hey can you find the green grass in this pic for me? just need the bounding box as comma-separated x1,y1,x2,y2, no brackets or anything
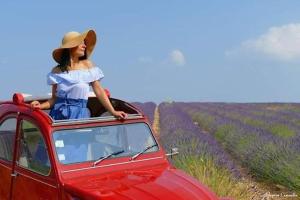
242,117,295,138
216,111,296,139
190,112,215,132
242,117,265,127
267,124,295,138
215,124,235,143
173,154,251,200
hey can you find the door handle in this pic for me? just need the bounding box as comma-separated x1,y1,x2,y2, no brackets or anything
11,173,18,178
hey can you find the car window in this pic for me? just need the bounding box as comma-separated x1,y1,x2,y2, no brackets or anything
0,118,17,161
18,120,50,176
53,123,158,164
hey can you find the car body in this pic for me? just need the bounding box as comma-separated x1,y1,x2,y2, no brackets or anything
0,93,231,200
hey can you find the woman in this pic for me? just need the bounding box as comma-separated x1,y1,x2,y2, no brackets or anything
31,29,127,120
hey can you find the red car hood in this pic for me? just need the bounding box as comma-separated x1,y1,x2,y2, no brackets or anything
63,165,219,200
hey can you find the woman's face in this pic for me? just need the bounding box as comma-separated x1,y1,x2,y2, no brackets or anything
70,41,86,58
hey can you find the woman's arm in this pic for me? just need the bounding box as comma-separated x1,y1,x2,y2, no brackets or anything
91,81,127,119
31,85,57,109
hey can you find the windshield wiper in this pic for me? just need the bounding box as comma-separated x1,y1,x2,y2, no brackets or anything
130,144,158,161
93,150,124,167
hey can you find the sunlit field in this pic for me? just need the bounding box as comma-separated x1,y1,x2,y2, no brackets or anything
135,102,300,199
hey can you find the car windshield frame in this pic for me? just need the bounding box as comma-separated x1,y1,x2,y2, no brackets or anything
51,122,159,165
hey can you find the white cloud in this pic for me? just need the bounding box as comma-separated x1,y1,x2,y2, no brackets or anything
169,49,186,66
227,23,300,62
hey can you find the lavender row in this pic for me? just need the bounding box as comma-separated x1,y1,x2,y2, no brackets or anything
182,103,300,141
178,103,300,191
182,103,300,156
225,103,300,131
158,102,240,177
132,102,156,125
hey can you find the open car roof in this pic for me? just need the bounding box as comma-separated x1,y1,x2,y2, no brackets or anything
8,93,145,126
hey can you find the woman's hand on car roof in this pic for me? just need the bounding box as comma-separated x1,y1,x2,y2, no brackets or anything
112,110,127,120
31,101,41,109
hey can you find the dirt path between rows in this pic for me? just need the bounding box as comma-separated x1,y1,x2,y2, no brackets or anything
152,106,160,138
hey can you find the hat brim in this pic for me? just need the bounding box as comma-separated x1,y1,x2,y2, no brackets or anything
52,30,97,64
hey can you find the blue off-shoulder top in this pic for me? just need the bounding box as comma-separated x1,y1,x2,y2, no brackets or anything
47,67,104,100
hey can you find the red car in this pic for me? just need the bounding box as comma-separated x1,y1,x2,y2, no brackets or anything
0,93,230,200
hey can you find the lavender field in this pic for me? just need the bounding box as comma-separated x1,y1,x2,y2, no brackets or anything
134,102,300,198
132,102,156,125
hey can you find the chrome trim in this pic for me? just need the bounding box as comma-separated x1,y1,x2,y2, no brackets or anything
62,156,163,173
24,92,96,102
24,95,51,102
15,171,57,188
52,114,144,126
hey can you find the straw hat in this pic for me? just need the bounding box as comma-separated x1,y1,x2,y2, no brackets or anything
52,29,97,64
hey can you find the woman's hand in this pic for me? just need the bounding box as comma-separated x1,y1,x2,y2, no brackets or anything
112,110,128,120
31,101,41,109
91,81,128,120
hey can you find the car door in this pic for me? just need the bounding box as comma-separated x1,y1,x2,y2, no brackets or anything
11,117,59,200
0,117,17,200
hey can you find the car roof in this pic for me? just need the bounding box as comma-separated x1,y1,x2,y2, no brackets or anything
1,93,146,126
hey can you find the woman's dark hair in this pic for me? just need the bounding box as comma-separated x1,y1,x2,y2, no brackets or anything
57,49,70,72
57,49,87,72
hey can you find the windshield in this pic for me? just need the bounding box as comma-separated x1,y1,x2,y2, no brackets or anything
52,123,158,164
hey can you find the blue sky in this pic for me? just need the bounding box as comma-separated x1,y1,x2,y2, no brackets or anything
1,1,300,103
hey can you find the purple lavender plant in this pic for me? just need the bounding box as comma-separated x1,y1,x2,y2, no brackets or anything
132,102,156,125
159,102,240,177
179,102,300,192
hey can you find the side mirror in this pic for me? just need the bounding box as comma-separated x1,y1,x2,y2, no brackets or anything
166,147,179,158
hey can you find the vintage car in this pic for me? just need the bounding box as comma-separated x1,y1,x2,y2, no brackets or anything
0,93,230,200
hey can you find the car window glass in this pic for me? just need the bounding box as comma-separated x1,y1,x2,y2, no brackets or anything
18,120,50,176
0,118,16,161
95,126,120,147
93,124,157,153
53,123,158,165
126,123,157,152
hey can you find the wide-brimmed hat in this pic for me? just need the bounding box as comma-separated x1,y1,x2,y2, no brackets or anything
52,29,97,64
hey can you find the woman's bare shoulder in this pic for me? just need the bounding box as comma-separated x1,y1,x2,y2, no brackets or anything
81,59,95,69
